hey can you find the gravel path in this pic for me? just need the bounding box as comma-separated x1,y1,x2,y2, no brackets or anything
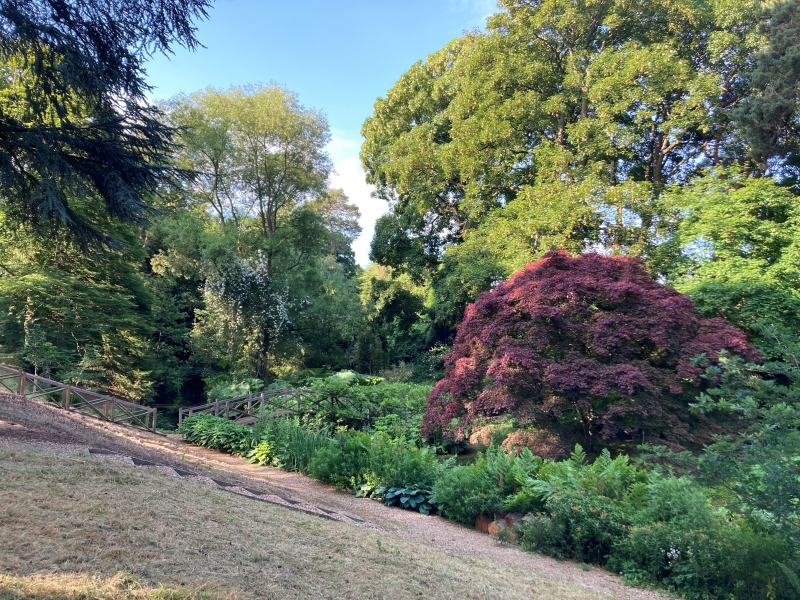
0,393,671,600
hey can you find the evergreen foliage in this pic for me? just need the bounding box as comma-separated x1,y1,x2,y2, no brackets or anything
0,0,209,247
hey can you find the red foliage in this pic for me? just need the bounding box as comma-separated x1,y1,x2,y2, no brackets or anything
501,429,567,460
422,251,760,453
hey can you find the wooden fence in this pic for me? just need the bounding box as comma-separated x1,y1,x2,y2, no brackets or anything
177,386,361,426
0,365,158,433
178,387,308,426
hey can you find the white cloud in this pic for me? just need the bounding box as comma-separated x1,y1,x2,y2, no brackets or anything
327,135,388,267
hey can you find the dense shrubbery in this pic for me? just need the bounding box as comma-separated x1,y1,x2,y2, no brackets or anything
299,373,428,437
180,408,798,599
179,414,255,457
178,344,800,600
434,445,797,599
178,409,442,514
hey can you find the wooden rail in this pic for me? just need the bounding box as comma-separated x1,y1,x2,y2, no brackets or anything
177,386,359,426
0,365,158,433
178,387,308,426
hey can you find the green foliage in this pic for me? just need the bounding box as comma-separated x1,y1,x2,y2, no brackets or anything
355,264,442,377
0,231,155,402
373,484,435,515
207,377,265,401
432,446,546,524
431,465,503,525
662,170,800,359
777,562,800,595
0,0,209,247
246,440,273,466
367,435,443,491
361,0,769,332
690,333,800,542
430,441,799,598
178,414,255,457
308,430,372,490
609,514,794,599
163,85,365,380
300,373,431,433
734,0,800,163
529,489,629,565
253,417,330,474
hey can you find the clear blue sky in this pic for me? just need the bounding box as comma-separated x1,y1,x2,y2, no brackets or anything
145,0,494,265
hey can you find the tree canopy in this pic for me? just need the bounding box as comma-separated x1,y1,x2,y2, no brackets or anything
422,251,759,454
361,0,800,332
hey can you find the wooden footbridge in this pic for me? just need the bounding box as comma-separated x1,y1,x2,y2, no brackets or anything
1,363,356,433
177,387,355,426
0,364,158,432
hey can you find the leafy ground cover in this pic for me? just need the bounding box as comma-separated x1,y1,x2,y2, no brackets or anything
178,360,800,600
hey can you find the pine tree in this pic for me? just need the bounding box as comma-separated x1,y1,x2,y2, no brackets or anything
0,0,210,248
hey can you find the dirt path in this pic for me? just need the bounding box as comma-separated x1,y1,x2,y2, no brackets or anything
0,394,670,600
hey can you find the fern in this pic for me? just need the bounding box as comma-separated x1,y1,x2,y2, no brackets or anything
776,561,800,594
569,444,587,468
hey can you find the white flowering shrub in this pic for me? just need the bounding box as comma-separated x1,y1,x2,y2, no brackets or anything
200,251,291,375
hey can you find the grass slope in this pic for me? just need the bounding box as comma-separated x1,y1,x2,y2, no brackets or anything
0,448,612,600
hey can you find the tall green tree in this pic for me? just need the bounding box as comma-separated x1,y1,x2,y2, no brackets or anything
362,0,770,329
165,85,362,380
659,169,800,358
0,215,155,401
307,188,361,270
734,0,800,168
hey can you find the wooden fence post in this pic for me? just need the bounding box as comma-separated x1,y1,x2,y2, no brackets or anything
260,392,265,412
215,400,220,416
63,385,71,409
17,371,26,396
152,408,158,433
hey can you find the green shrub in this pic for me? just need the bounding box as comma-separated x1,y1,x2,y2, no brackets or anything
632,475,713,529
178,414,255,456
432,445,543,525
369,435,442,489
298,374,431,434
544,489,629,565
247,440,272,466
373,484,436,515
432,464,503,525
609,518,795,599
533,446,646,501
254,417,330,473
308,430,372,490
516,514,566,556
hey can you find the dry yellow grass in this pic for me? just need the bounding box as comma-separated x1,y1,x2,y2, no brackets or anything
0,448,613,600
0,572,217,600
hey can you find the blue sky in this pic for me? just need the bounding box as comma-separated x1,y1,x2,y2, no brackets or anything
145,0,495,265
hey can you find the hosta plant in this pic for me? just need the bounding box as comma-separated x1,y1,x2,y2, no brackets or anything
371,484,436,515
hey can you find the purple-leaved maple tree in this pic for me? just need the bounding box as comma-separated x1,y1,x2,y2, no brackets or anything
422,250,760,454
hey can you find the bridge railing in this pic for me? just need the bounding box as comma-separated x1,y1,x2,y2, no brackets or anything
0,364,158,433
177,387,312,426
